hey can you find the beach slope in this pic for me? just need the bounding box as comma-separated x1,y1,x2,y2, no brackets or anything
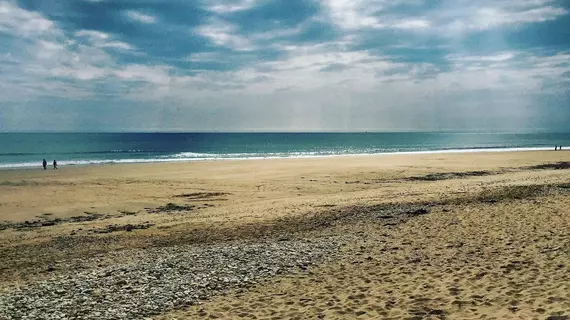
1,151,570,319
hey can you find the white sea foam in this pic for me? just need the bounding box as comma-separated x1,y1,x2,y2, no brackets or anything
0,147,554,170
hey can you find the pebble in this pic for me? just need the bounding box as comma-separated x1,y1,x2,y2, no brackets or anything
0,236,348,320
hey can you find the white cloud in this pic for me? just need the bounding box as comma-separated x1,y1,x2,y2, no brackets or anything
229,44,403,93
0,3,145,101
193,14,310,52
492,0,557,10
185,52,222,62
528,53,570,68
125,11,156,24
505,6,567,23
264,45,374,72
195,18,253,51
436,51,570,94
0,1,54,37
75,30,133,51
393,19,431,30
114,65,171,85
319,1,432,31
75,30,109,41
103,41,133,50
320,0,436,30
438,2,568,33
26,39,112,82
461,6,566,31
205,0,261,14
51,65,108,81
320,0,567,34
447,52,516,62
321,0,384,29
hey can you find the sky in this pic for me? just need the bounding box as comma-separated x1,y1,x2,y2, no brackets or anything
0,0,569,132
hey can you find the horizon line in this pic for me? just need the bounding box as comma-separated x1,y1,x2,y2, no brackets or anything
1,130,570,134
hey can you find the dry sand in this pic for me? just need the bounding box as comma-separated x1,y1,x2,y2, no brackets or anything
1,151,570,319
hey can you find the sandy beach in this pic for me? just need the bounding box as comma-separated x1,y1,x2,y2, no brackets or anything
1,151,570,319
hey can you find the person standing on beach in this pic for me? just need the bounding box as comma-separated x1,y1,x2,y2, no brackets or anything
555,146,558,151
42,159,47,170
53,160,58,169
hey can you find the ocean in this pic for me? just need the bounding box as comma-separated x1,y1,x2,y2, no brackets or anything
0,132,569,169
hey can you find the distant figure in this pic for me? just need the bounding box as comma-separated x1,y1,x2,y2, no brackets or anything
53,160,58,170
555,146,558,151
560,146,563,151
42,159,47,170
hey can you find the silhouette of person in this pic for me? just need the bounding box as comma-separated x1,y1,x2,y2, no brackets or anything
42,159,47,170
560,146,563,151
53,160,58,170
555,146,558,151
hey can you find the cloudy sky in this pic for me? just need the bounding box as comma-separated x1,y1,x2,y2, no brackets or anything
0,0,569,132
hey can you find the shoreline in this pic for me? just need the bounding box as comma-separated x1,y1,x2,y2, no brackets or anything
0,146,558,170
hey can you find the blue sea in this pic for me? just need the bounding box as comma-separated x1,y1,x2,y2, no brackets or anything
0,132,569,169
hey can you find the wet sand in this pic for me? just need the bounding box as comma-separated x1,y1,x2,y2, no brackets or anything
1,151,570,319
